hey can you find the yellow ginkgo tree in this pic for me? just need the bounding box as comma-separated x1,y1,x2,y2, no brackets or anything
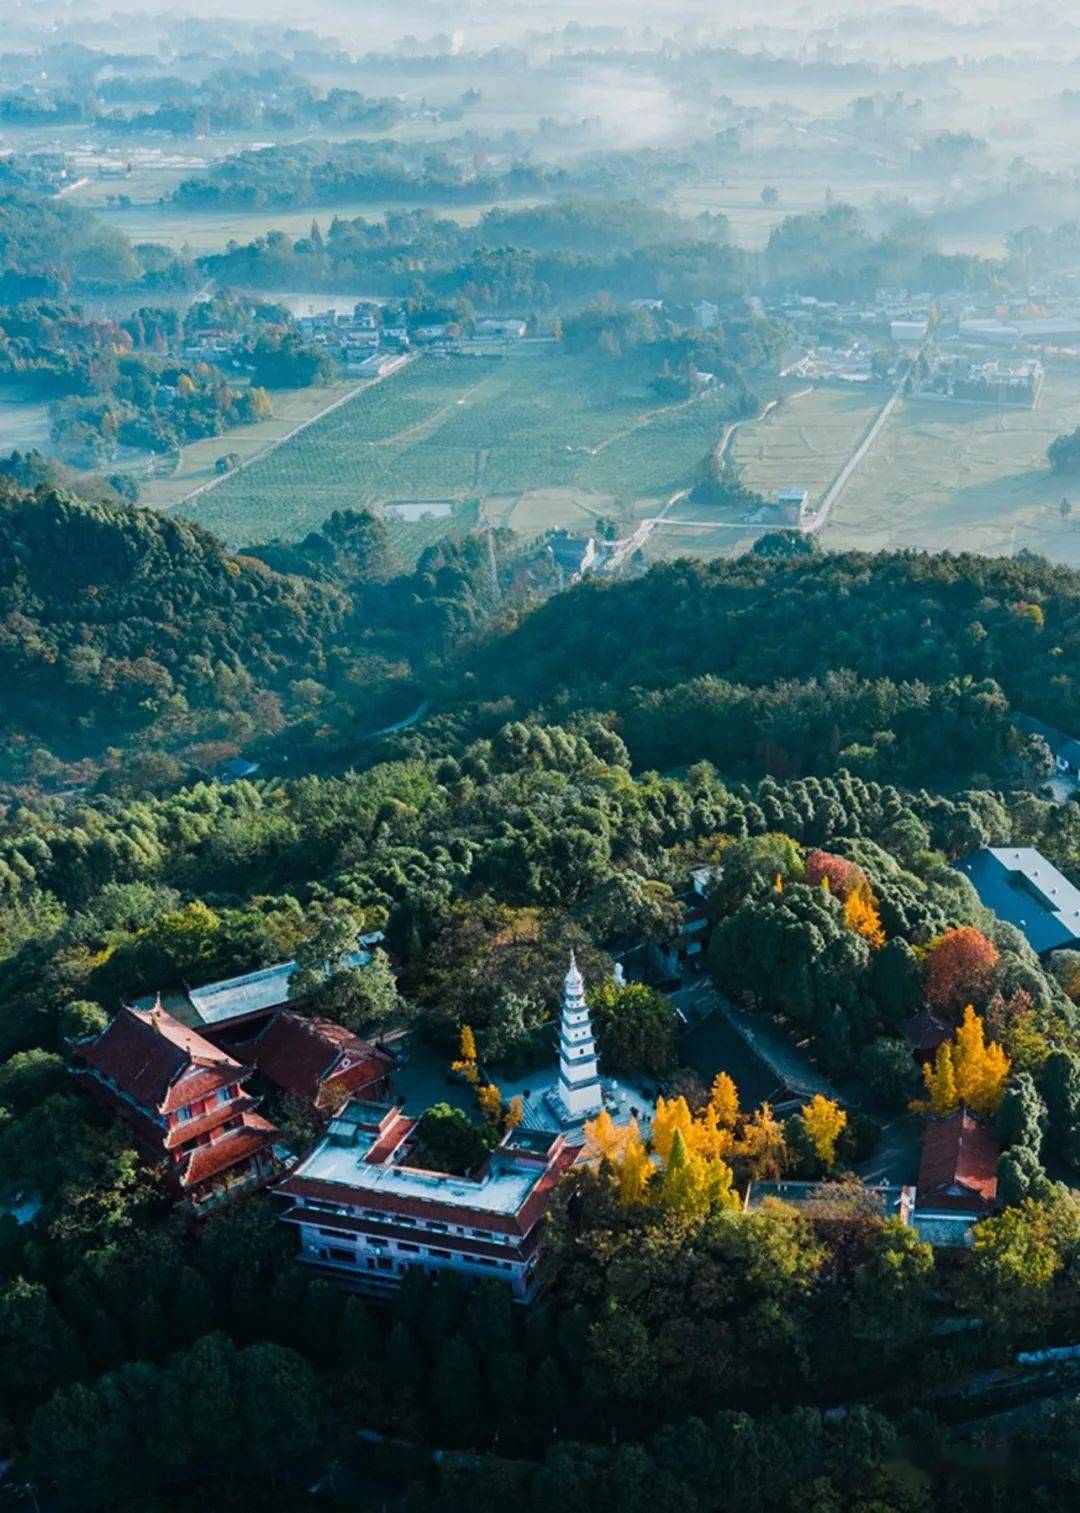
801,1094,848,1169
918,1005,1010,1119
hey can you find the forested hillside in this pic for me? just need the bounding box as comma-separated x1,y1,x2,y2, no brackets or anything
0,486,514,785
467,549,1076,782
0,484,350,776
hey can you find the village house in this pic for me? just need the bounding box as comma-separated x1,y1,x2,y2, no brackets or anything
648,864,721,981
547,531,599,582
71,1003,284,1216
681,999,842,1118
1014,713,1080,779
237,1010,395,1113
900,1009,952,1065
744,1108,1000,1253
472,317,527,339
776,487,811,526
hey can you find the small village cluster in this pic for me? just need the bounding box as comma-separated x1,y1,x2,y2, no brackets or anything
68,840,1080,1301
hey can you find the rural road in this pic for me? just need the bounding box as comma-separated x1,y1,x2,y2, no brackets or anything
809,355,919,535
604,488,688,571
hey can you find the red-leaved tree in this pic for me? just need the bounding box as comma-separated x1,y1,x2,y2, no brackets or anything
925,926,999,1018
804,849,859,899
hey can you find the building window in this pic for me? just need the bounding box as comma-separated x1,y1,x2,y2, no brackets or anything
178,1105,193,1122
328,1248,353,1263
217,1087,232,1105
368,1237,388,1250
427,1220,448,1233
318,1226,355,1240
430,1248,451,1259
397,1242,420,1254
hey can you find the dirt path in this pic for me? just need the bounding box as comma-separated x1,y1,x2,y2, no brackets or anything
713,385,814,477
604,488,688,571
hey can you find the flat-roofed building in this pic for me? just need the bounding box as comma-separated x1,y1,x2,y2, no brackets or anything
955,846,1080,956
275,1103,580,1300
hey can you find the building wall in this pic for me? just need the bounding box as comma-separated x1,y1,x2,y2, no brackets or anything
292,1217,536,1300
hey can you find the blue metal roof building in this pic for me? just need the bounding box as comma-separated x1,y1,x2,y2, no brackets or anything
955,847,1080,956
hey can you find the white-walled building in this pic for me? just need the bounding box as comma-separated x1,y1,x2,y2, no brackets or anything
275,1102,580,1301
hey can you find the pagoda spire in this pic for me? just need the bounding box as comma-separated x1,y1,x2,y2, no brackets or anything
552,951,602,1123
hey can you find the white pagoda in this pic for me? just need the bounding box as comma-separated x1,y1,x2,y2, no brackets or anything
545,952,604,1127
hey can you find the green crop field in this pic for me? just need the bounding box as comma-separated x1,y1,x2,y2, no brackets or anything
175,350,733,558
824,364,1080,566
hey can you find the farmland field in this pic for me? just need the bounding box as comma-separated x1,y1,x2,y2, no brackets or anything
97,194,548,255
175,350,734,557
726,383,888,510
824,364,1080,566
138,378,371,512
0,388,53,455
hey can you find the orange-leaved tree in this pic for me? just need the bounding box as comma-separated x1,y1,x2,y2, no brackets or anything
452,1023,479,1084
922,1042,958,1117
843,883,885,949
708,1072,740,1130
477,1082,503,1124
953,1004,1010,1116
651,1094,694,1161
804,849,860,898
736,1102,788,1180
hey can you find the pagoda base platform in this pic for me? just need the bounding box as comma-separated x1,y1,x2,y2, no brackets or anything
543,1084,604,1130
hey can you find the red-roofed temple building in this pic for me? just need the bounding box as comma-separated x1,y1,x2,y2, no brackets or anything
914,1108,999,1247
72,1003,285,1215
275,1102,581,1301
237,1011,394,1113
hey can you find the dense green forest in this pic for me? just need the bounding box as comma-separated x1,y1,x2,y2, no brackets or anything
5,680,1080,1506
0,484,525,785
2,477,1075,802
467,550,1075,784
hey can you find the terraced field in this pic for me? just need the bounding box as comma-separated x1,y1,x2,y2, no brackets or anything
179,350,734,557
